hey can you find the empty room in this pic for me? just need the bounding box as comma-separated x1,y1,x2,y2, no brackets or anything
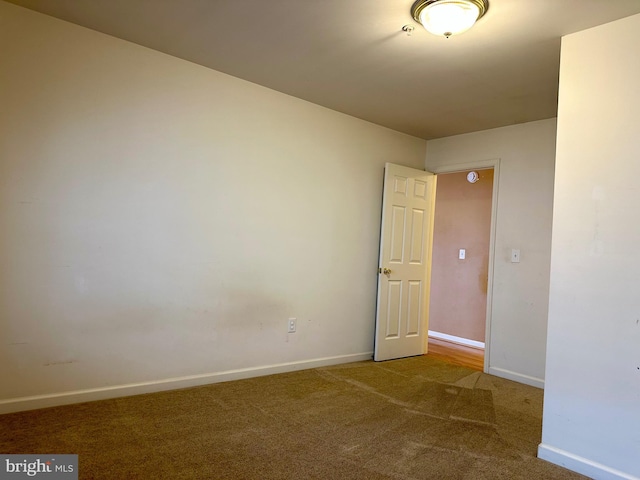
1,1,639,479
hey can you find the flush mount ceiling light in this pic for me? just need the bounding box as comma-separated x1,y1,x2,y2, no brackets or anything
411,0,489,38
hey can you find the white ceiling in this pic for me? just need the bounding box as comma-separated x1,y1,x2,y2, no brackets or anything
7,0,640,140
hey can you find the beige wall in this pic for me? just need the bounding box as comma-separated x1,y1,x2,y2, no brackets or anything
426,118,557,387
539,13,640,480
0,2,426,411
429,169,493,342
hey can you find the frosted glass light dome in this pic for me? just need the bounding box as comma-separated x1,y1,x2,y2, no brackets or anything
412,0,488,38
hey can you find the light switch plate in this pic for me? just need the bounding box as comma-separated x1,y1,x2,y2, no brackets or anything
288,318,297,333
511,249,520,263
459,249,466,260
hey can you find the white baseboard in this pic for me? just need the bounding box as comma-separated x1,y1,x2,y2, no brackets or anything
488,366,544,389
0,352,373,415
428,330,485,349
538,444,639,480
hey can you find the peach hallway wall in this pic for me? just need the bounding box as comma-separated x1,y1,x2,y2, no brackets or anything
428,169,494,343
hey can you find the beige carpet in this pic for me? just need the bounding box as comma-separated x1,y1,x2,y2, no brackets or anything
0,356,586,479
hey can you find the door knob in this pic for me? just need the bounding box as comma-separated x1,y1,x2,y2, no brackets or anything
378,267,392,275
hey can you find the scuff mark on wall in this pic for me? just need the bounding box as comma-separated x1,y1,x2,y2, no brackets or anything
44,360,77,367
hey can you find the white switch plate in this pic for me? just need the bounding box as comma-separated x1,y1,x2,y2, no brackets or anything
511,249,520,263
459,249,466,260
288,318,297,333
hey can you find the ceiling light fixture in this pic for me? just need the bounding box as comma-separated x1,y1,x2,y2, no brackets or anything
411,0,489,38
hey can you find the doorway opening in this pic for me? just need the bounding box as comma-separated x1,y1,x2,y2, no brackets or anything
426,160,499,372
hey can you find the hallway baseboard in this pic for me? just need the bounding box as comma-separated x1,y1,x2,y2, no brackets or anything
428,330,485,349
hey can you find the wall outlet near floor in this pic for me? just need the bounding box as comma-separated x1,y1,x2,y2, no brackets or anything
288,318,297,333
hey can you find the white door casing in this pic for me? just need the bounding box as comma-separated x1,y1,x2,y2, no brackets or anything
374,163,436,361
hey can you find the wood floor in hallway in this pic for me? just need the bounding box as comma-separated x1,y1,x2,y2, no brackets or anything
426,336,484,371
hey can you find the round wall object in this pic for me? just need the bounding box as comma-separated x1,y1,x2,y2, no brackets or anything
467,171,479,183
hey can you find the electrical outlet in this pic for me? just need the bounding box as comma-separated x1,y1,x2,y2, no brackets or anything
511,249,520,263
288,318,297,333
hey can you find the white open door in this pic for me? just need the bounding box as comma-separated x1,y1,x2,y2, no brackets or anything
374,163,436,361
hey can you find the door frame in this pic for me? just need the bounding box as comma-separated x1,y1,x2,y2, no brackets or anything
428,158,500,373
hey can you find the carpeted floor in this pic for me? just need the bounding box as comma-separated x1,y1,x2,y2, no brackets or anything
1,356,586,479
